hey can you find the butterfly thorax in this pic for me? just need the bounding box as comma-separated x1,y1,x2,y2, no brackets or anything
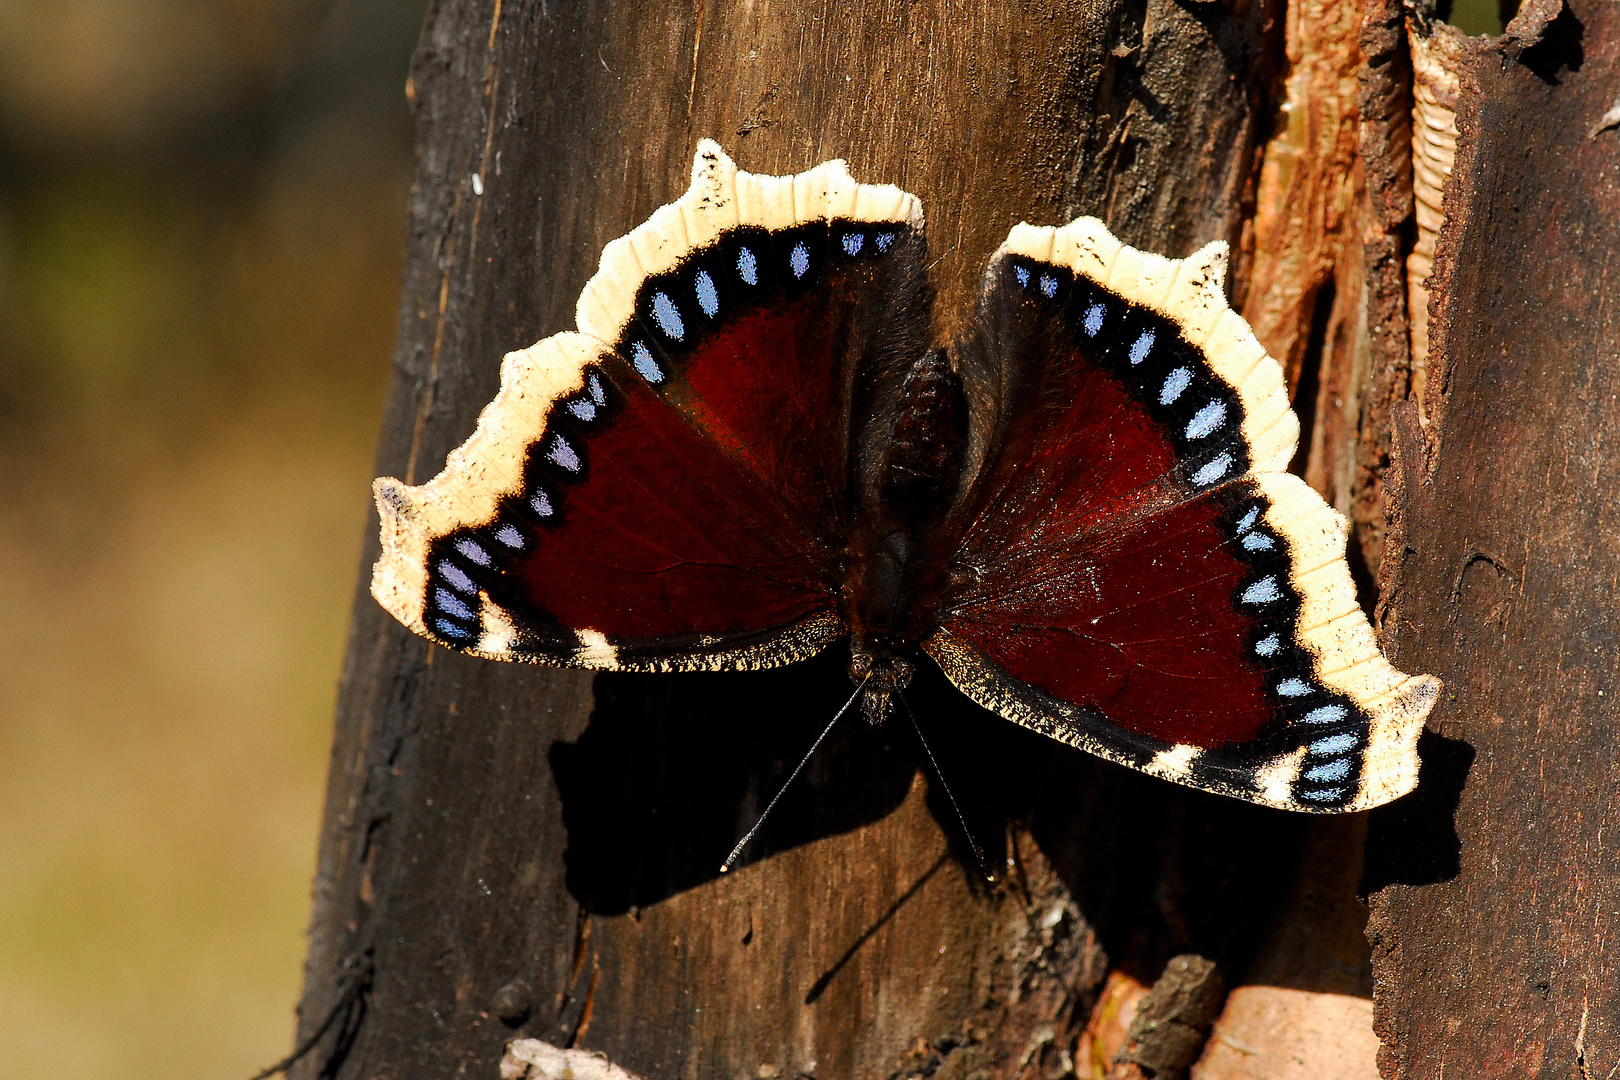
845,349,967,723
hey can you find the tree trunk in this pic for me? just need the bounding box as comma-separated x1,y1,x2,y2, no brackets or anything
289,1,1618,1078
1366,3,1620,1076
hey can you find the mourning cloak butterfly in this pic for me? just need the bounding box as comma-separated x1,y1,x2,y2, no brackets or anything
371,142,1438,813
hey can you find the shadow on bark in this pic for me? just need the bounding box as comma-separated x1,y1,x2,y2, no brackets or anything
554,652,1325,988
1361,728,1473,892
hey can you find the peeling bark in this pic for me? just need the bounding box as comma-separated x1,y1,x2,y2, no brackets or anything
1368,4,1620,1076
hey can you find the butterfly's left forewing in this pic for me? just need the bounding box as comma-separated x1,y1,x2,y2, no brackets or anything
928,219,1438,811
371,143,929,671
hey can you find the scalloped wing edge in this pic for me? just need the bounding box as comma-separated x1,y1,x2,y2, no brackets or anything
575,139,923,345
943,215,1438,811
1250,471,1438,808
995,218,1299,473
372,332,609,639
927,624,1436,812
372,141,921,667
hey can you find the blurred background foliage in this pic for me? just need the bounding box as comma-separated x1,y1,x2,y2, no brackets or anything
0,0,426,1076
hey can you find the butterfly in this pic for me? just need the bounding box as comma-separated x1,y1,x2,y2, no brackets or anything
371,141,1438,814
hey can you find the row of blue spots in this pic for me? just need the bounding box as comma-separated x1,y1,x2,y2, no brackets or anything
1011,262,1060,299
1299,723,1358,800
1010,261,1233,478
430,362,612,642
1298,712,1358,801
566,373,607,422
636,229,903,388
433,537,491,640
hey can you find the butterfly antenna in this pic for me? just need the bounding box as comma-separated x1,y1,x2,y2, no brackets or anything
720,675,869,874
898,689,992,882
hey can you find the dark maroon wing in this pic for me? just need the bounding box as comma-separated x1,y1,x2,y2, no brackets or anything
926,220,1438,811
371,142,927,671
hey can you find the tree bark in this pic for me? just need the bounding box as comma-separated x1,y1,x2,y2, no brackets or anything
292,3,1302,1077
289,1,1619,1077
1366,3,1620,1077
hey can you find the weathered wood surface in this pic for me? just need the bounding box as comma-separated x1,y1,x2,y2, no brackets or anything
1366,3,1620,1077
285,2,1378,1078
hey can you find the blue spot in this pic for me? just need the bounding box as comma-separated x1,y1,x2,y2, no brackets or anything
494,525,524,549
842,232,864,255
790,242,810,278
1276,678,1312,697
1303,705,1349,726
1082,300,1104,334
737,247,758,285
1129,331,1156,365
1186,400,1228,439
876,232,896,252
568,398,596,421
436,618,472,639
435,588,474,620
694,270,718,317
1299,786,1346,802
548,434,581,473
586,372,606,405
650,291,684,340
1309,732,1359,756
1159,367,1192,405
1192,452,1233,486
1254,633,1281,657
439,562,476,594
455,538,491,566
1242,530,1274,552
1236,506,1261,533
1042,274,1060,299
1242,575,1281,605
631,341,663,384
530,489,554,517
1304,758,1351,783
1015,265,1030,288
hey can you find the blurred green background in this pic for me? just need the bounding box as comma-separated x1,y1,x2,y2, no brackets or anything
0,0,426,1076
0,0,1510,1078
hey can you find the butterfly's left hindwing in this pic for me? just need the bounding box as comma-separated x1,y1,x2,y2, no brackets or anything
371,142,929,671
929,220,1438,811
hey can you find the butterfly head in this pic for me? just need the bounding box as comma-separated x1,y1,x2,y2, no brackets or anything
848,650,915,726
